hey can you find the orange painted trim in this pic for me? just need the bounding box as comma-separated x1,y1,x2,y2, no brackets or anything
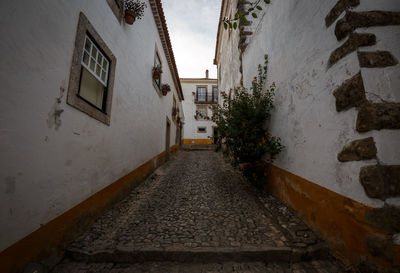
170,144,179,153
183,139,213,145
180,79,217,84
265,164,400,270
0,147,179,273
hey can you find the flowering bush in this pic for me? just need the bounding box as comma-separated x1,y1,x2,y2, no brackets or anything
125,0,147,20
211,56,284,164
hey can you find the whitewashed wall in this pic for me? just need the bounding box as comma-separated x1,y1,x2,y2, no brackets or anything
181,80,217,141
216,0,242,93
0,0,182,251
218,0,400,208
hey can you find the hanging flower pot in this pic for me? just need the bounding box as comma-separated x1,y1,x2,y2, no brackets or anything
124,10,137,25
161,83,170,96
153,65,162,80
124,0,147,25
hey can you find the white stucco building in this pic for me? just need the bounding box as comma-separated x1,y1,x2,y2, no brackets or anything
181,72,219,145
0,1,184,271
215,0,400,270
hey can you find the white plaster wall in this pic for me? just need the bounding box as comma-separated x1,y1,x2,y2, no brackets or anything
219,0,400,208
181,81,217,141
0,0,182,251
216,0,242,93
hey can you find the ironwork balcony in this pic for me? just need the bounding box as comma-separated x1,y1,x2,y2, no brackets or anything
195,96,218,104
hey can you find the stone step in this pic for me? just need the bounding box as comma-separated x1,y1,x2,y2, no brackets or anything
66,243,330,264
182,144,217,151
52,259,343,273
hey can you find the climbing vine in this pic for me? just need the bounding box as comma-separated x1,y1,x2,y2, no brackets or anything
223,0,271,30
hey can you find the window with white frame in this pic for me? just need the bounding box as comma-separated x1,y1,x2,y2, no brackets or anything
154,51,162,89
67,12,116,125
79,35,110,110
212,86,218,103
196,105,207,119
196,86,207,102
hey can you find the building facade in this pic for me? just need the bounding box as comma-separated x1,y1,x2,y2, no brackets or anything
0,1,184,271
215,0,400,270
181,72,219,145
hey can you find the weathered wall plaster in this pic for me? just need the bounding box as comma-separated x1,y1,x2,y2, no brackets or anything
215,0,400,269
236,0,400,208
0,0,182,252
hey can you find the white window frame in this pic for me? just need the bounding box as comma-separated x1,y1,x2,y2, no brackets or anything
81,35,110,87
67,12,116,126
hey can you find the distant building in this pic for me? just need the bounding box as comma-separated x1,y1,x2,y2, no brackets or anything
181,70,219,145
0,0,183,271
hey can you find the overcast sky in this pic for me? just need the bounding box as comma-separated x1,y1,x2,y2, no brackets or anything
162,0,222,79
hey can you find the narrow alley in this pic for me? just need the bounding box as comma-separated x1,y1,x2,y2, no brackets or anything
1,1,399,271
52,149,342,272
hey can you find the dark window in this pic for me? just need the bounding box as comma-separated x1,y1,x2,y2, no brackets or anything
106,0,122,21
212,86,218,103
154,52,162,89
196,105,207,119
67,12,116,125
198,127,207,133
196,86,207,102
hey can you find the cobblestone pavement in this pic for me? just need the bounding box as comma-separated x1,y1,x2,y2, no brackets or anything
52,151,344,272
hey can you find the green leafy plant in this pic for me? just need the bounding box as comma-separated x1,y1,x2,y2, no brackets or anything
223,0,271,30
211,56,283,189
124,0,147,20
211,56,284,164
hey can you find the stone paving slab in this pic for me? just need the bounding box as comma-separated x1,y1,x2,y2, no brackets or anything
53,260,343,273
52,150,344,272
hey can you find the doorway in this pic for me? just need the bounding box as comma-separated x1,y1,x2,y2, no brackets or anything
213,127,218,144
165,118,171,161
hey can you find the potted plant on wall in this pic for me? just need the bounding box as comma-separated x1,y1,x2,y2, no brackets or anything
161,83,170,96
153,65,163,80
124,0,147,25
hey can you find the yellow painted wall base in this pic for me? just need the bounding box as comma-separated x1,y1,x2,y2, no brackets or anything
0,145,179,273
265,164,400,271
183,139,213,145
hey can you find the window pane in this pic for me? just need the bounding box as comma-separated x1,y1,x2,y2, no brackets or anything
101,70,106,81
197,106,207,117
91,47,98,59
97,54,102,64
79,68,105,109
213,87,218,102
83,52,89,65
197,87,206,101
84,38,91,52
156,53,161,66
96,64,101,77
90,58,96,70
102,59,108,70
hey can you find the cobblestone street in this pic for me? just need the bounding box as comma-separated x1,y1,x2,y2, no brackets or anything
53,150,343,272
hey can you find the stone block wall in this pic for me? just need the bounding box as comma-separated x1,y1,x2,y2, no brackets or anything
327,0,400,269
